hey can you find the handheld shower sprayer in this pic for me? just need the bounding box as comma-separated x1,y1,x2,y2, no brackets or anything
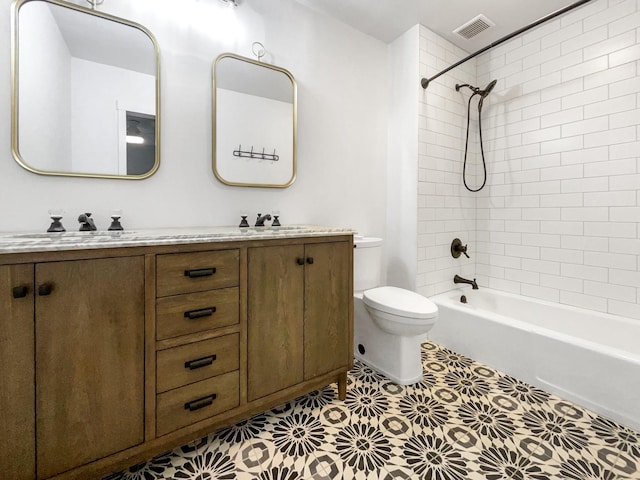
481,79,498,97
478,79,497,111
456,79,497,192
455,79,497,98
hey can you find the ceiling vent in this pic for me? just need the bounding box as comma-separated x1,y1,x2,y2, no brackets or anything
453,14,495,40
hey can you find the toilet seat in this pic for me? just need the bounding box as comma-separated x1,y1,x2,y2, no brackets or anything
363,286,437,320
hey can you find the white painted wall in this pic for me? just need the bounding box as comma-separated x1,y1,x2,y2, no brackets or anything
17,1,71,172
70,58,155,175
1,0,388,236
386,25,420,290
216,89,293,186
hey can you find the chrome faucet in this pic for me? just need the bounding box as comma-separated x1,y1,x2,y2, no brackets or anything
255,213,272,227
78,213,97,231
454,274,478,290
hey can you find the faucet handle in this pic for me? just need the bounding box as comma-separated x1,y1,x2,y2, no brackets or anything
108,215,124,231
47,215,66,233
451,238,470,259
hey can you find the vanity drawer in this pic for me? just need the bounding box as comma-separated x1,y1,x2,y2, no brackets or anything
156,288,239,340
157,334,239,393
156,249,239,297
156,371,239,436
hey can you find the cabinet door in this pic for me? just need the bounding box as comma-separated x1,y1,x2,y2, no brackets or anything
304,242,351,380
35,257,145,479
0,264,35,480
247,245,304,401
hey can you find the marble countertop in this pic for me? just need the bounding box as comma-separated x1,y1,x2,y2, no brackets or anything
0,225,356,254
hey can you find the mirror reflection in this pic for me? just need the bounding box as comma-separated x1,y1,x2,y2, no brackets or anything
12,0,160,179
213,54,296,188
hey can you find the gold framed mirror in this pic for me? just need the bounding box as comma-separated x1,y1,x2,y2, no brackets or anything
213,53,297,188
11,0,160,179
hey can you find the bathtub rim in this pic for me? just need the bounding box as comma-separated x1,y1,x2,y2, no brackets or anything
430,287,640,365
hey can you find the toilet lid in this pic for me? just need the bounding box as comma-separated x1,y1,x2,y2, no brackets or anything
363,286,438,319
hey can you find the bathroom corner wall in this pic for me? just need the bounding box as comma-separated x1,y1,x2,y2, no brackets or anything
386,26,420,290
416,26,477,297
0,0,388,237
476,0,640,319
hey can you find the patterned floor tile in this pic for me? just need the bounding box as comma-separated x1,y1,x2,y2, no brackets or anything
108,341,640,480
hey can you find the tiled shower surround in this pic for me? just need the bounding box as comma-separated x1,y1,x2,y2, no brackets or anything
417,0,640,320
109,342,640,479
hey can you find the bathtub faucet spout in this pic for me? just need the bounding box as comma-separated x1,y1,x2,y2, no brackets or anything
454,275,478,290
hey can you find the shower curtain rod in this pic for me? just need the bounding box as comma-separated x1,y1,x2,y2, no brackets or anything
420,0,594,90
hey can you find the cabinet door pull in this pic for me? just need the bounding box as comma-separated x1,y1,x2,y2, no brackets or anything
12,285,29,298
184,393,217,411
38,283,53,296
184,354,217,370
296,258,305,266
184,307,216,319
184,268,216,278
306,257,314,265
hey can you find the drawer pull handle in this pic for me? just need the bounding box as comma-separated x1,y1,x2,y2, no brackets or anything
296,258,305,266
184,268,216,278
12,285,29,298
306,257,314,265
184,354,217,370
184,307,216,319
184,394,217,412
38,283,53,296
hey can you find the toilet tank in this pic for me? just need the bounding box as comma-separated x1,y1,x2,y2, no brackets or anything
354,236,383,292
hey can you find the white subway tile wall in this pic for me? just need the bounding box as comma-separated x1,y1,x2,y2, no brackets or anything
418,0,639,320
417,27,477,298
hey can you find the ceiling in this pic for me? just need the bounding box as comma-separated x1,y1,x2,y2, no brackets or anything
294,0,585,51
45,1,156,75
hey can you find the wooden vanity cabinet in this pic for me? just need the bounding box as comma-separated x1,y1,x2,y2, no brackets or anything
0,233,352,480
0,264,35,480
0,256,145,480
247,244,304,400
247,240,352,401
35,257,145,479
303,242,352,380
155,249,241,436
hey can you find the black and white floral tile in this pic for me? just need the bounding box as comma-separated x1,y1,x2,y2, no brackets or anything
107,341,640,480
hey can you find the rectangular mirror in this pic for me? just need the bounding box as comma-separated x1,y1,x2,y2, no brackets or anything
11,0,160,179
213,53,296,188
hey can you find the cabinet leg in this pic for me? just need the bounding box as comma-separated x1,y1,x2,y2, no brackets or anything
337,372,348,400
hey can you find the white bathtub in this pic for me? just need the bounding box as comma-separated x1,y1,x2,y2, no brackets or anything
429,287,640,432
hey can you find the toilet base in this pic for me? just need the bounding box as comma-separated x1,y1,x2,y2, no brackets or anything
354,353,423,386
354,295,426,386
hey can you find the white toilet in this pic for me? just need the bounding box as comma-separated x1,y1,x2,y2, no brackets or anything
354,236,438,385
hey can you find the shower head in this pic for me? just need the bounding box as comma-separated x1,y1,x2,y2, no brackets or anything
479,79,497,98
455,80,497,98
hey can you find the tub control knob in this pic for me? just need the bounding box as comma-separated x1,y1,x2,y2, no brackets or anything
451,238,469,259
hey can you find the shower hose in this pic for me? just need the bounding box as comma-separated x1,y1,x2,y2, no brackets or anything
462,93,488,192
